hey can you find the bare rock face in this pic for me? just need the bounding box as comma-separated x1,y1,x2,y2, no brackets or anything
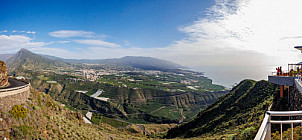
0,61,8,88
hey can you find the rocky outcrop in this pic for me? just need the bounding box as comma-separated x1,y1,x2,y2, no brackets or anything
0,61,8,88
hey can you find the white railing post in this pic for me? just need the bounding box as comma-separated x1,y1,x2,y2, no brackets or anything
256,111,302,140
281,123,283,140
266,115,271,140
291,123,294,140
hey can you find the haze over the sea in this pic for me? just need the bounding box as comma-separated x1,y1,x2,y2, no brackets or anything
191,65,276,88
1,0,302,86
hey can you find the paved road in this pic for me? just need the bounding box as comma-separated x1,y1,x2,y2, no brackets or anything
86,111,92,120
1,78,27,89
90,89,103,98
83,116,92,124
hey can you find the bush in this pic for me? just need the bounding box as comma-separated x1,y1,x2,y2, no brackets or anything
47,101,53,107
33,106,40,110
9,105,27,118
240,127,256,139
11,125,34,139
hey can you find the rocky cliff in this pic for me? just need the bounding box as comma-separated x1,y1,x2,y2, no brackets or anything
0,61,8,88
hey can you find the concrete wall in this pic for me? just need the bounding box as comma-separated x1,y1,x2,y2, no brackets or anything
0,84,30,112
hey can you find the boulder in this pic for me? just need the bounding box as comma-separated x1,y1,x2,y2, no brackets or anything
0,61,8,88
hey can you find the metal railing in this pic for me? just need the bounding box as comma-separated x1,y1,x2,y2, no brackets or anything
271,70,289,76
255,111,302,140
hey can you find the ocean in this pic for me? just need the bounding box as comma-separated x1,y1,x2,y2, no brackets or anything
191,65,276,88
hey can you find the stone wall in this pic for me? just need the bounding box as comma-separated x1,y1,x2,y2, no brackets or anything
0,85,30,112
289,82,302,111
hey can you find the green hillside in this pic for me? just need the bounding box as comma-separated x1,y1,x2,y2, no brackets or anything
0,89,147,139
165,79,279,139
4,49,230,131
5,48,73,72
28,73,226,124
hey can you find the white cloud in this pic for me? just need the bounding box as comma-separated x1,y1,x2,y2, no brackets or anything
124,40,131,46
26,31,36,34
152,0,302,68
56,41,70,44
9,30,36,35
73,39,121,48
0,35,49,51
48,30,96,38
143,0,302,86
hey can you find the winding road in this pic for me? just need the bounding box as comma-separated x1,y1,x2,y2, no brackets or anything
90,89,103,98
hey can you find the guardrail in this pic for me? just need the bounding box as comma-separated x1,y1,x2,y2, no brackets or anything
255,111,302,140
0,84,30,92
271,70,289,76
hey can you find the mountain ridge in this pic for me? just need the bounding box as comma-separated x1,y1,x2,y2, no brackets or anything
44,55,184,71
1,49,185,72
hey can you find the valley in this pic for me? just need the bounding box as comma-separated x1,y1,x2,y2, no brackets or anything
0,49,228,133
0,49,280,139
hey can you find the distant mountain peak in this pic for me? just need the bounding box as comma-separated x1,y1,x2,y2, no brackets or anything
5,48,69,71
20,48,29,51
18,48,31,54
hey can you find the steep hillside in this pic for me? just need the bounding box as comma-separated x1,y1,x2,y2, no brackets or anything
165,80,279,139
29,73,226,124
5,49,72,72
0,89,147,139
5,49,226,124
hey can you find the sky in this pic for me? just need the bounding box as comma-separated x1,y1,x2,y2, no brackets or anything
2,0,302,87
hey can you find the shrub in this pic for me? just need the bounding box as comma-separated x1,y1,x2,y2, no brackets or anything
47,101,53,107
240,127,256,139
9,105,27,118
11,125,34,139
33,106,40,110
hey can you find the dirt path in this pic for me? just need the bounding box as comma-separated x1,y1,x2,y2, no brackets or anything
150,106,166,114
113,118,150,135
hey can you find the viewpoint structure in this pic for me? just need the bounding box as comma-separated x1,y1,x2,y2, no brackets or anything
0,60,31,112
255,46,302,140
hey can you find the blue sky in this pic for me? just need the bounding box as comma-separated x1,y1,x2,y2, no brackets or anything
2,0,302,86
0,0,214,51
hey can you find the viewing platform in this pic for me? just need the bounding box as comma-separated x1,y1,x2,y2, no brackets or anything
268,64,302,97
268,74,295,86
255,46,302,139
